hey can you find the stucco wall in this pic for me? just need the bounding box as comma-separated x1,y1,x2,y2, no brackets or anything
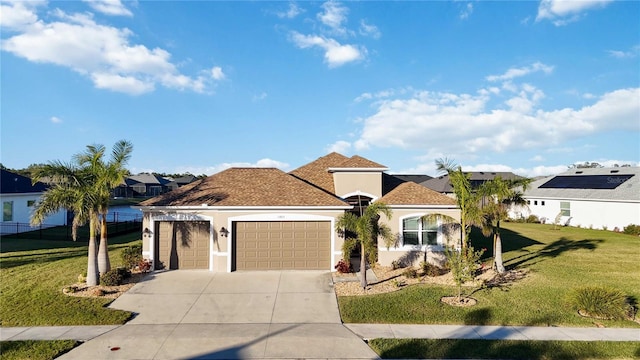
332,172,382,199
1,193,67,234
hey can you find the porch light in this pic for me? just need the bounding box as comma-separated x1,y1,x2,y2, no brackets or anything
220,227,229,237
143,227,151,237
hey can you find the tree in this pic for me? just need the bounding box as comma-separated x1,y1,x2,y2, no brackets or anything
30,140,133,285
74,141,133,275
336,202,394,289
31,161,101,285
478,177,529,273
435,158,484,248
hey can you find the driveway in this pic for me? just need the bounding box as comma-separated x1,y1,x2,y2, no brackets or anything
58,271,378,359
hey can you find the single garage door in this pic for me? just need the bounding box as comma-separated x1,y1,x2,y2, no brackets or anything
155,221,210,270
233,221,331,270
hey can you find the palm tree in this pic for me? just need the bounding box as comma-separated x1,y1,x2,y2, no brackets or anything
435,158,483,248
479,177,530,273
31,161,102,286
336,202,394,289
75,141,133,275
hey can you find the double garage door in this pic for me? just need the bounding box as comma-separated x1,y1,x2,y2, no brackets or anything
155,220,331,271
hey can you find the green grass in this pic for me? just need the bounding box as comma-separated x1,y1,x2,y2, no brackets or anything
368,338,640,359
339,223,640,327
0,340,79,360
0,233,140,326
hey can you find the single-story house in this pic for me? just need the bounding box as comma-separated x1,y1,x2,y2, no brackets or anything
137,153,460,272
0,169,68,234
114,173,198,198
510,167,640,231
421,171,523,196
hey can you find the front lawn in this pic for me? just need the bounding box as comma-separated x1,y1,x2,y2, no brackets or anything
339,223,640,327
0,340,78,360
368,339,640,359
0,233,139,326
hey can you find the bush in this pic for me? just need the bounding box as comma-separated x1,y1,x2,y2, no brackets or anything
402,267,419,279
121,244,143,269
138,259,152,272
566,286,632,320
100,267,131,286
420,261,444,277
334,259,353,273
623,224,640,236
525,215,540,224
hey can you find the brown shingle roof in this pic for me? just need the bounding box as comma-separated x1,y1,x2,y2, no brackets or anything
289,152,350,194
140,168,349,207
378,181,457,206
338,155,387,169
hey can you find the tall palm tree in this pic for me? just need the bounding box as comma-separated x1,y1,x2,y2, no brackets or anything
336,202,394,289
479,177,530,273
435,158,483,248
31,161,102,286
75,140,133,275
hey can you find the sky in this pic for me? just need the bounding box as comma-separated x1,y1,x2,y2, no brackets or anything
1,0,639,178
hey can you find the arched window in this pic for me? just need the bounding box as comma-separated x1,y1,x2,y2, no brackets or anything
402,216,439,246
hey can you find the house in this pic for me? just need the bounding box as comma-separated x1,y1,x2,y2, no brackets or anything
510,167,640,231
421,171,523,195
0,169,68,234
114,173,198,198
137,153,460,272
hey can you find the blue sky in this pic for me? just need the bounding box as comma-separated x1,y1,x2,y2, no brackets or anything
1,0,639,177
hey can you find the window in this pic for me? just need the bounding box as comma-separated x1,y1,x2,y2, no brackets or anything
534,200,538,206
560,201,570,216
541,201,545,206
402,217,438,246
3,201,13,222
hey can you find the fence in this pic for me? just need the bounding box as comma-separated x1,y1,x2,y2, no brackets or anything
0,212,142,241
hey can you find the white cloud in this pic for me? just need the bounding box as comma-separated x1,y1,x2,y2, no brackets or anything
318,0,348,35
210,66,225,80
83,0,133,17
359,20,380,39
536,0,612,25
530,155,545,162
352,82,639,159
50,116,63,124
486,62,554,82
607,45,640,59
277,1,303,19
174,158,291,176
326,140,351,154
0,1,43,31
459,3,473,20
252,92,267,102
1,5,216,95
289,31,364,67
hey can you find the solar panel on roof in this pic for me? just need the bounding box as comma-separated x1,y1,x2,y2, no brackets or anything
539,175,634,189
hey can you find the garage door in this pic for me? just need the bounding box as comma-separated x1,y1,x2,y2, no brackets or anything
155,221,210,270
234,221,331,271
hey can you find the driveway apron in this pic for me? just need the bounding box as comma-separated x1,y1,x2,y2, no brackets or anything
57,270,378,359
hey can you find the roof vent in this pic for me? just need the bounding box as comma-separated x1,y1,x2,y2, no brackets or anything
610,170,619,173
575,171,583,174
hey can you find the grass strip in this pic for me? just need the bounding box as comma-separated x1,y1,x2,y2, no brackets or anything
0,340,79,360
368,338,640,359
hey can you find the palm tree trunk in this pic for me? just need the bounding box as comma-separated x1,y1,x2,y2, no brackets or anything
97,214,111,275
87,220,100,286
494,230,505,274
360,244,367,289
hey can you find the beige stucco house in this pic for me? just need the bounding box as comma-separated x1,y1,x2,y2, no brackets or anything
137,153,460,272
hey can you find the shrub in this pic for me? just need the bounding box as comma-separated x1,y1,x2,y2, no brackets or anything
391,260,402,270
402,267,419,279
121,244,143,270
566,286,631,320
420,261,444,277
525,215,540,224
100,267,130,286
138,259,152,272
334,259,353,273
445,245,485,299
623,224,640,236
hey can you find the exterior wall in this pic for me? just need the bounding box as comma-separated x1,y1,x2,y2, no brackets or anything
377,207,461,268
141,208,346,272
0,193,67,234
511,197,640,231
332,172,383,199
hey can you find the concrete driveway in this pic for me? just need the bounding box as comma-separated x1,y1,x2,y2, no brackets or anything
58,271,378,359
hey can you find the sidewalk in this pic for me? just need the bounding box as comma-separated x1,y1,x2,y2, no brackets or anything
2,324,639,342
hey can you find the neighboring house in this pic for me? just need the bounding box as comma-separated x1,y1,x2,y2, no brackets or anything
0,169,68,234
137,153,460,272
421,171,523,196
114,173,198,198
510,167,640,231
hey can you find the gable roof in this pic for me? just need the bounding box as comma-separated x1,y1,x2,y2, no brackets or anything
128,173,171,186
421,171,523,193
331,155,387,170
140,167,349,207
524,167,640,202
0,169,47,194
289,152,351,194
379,181,456,206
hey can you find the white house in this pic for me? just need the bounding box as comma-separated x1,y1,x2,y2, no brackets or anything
511,167,640,231
0,169,68,234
